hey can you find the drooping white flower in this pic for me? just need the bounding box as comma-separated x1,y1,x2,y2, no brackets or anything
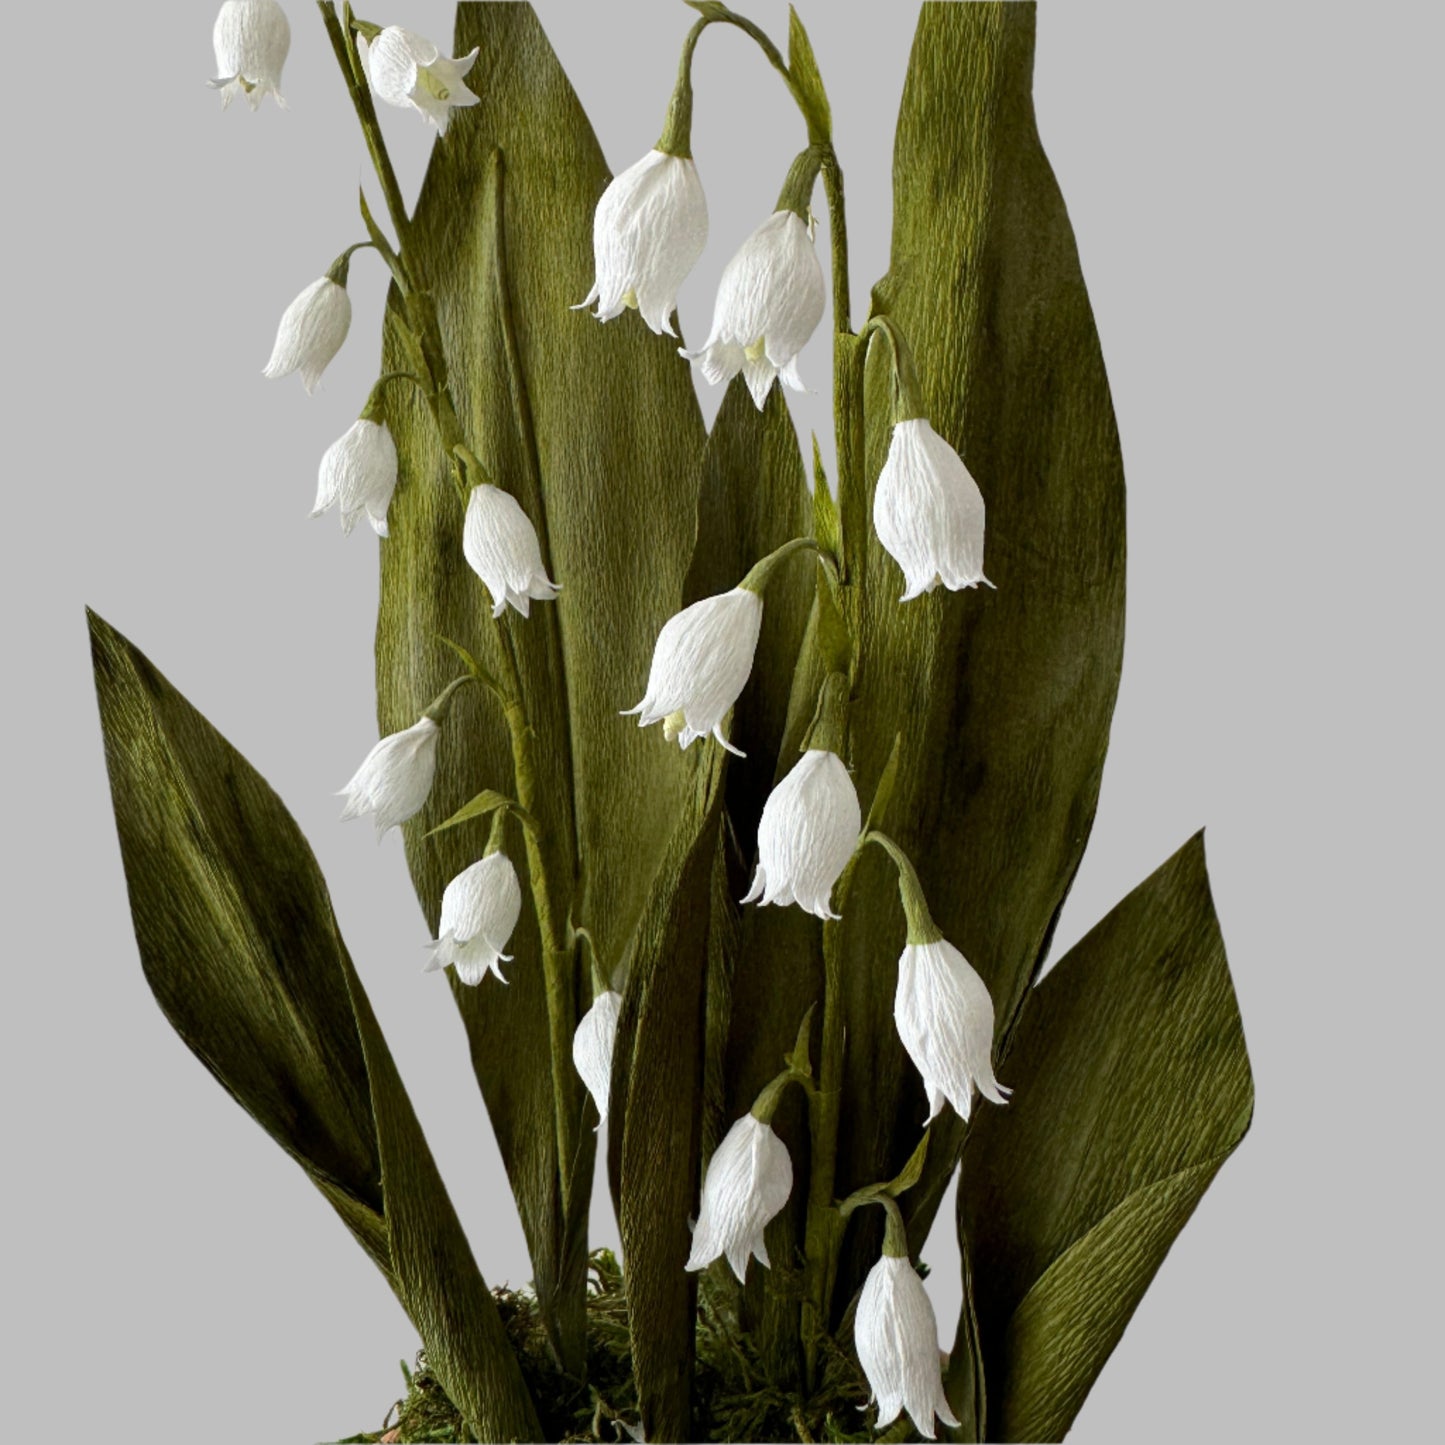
313,419,398,537
743,750,860,919
338,716,439,836
856,1253,960,1440
873,418,989,601
681,210,826,410
573,989,623,1124
424,853,522,987
367,27,480,134
576,150,708,336
894,939,1008,1123
623,588,763,756
685,1113,793,1282
210,0,290,110
262,277,352,394
462,485,560,619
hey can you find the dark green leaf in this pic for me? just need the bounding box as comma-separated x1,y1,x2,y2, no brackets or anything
375,3,708,1367
956,833,1254,1442
88,611,540,1442
882,1126,929,1198
787,6,833,143
722,0,1130,1313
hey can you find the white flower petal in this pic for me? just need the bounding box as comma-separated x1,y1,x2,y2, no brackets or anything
579,150,708,336
368,28,480,131
856,1255,961,1440
685,1114,792,1282
625,589,762,754
682,210,825,409
337,716,439,835
462,485,560,620
743,750,860,919
212,0,290,109
262,277,351,393
313,418,398,537
430,853,522,986
873,418,988,600
573,990,623,1124
894,939,1008,1122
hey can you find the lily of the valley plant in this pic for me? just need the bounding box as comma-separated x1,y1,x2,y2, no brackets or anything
90,3,1254,1443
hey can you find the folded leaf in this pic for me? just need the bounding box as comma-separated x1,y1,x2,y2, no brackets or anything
955,833,1254,1442
88,610,540,1442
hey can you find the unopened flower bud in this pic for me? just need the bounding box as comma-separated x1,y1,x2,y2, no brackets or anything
462,485,560,619
263,276,351,394
210,0,290,111
572,989,622,1124
337,716,438,837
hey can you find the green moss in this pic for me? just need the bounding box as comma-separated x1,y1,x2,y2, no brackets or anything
332,1250,905,1444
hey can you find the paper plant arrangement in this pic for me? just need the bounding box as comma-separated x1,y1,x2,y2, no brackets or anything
90,3,1255,1442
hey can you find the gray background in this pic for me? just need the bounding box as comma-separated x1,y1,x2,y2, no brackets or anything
2,1,1437,1439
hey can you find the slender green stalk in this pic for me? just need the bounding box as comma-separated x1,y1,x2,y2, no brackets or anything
317,0,579,1218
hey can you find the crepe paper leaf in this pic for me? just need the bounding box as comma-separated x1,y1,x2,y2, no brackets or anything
87,611,541,1442
609,758,730,1443
863,732,903,832
425,788,516,839
882,1126,929,1198
954,833,1254,1442
787,5,832,143
783,1003,817,1079
743,0,1129,1316
374,3,706,1369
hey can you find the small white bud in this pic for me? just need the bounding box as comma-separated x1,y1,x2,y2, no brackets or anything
855,1253,960,1440
313,418,398,537
425,853,522,987
211,0,290,111
894,939,1009,1123
576,150,708,336
262,277,352,394
685,1114,793,1282
681,210,826,410
367,27,480,134
572,989,623,1124
462,485,561,619
623,588,763,756
337,716,439,837
743,750,860,919
873,418,988,601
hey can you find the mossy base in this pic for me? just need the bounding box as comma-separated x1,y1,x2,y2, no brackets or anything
332,1250,914,1443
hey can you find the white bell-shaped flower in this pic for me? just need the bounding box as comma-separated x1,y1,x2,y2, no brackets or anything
313,419,398,537
425,853,522,987
262,277,351,394
894,939,1008,1123
873,418,989,601
367,27,480,134
211,0,290,110
743,749,860,919
685,1113,793,1282
463,485,560,619
576,150,708,336
572,989,622,1124
856,1253,960,1440
682,210,826,410
337,716,439,837
623,588,763,756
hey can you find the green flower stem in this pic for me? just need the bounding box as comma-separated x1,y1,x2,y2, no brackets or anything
738,536,840,596
318,0,580,1219
656,17,707,157
857,314,926,424
864,828,943,944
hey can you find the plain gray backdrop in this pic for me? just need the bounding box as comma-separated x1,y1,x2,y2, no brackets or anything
2,1,1438,1440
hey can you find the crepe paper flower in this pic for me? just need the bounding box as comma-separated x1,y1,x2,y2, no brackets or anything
210,0,290,110
312,419,398,537
743,749,861,920
685,1113,793,1282
424,853,522,987
856,1253,960,1440
462,485,561,619
367,27,480,134
895,939,1009,1123
573,989,623,1125
681,209,826,410
872,418,989,601
262,277,351,394
575,150,708,336
337,716,439,836
623,588,763,756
